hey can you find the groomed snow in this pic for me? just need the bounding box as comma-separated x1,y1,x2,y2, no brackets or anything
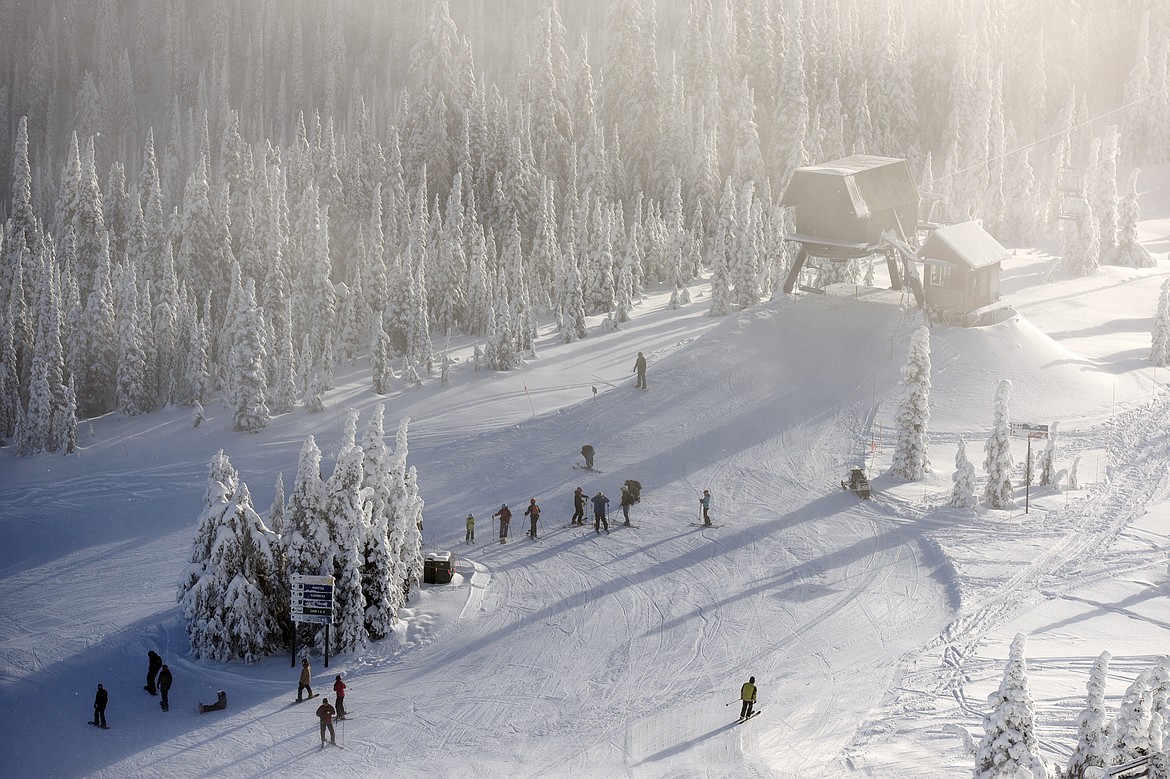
1,171,1168,778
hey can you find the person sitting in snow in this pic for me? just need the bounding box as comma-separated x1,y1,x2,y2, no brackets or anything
199,690,227,714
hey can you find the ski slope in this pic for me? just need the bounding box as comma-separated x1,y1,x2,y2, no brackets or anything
1,182,1169,776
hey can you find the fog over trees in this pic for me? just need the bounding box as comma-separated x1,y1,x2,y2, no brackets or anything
0,0,1166,453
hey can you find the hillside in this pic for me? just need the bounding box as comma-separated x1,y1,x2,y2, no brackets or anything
1,234,1168,777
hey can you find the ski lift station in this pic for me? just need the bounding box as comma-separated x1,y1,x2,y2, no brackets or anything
780,154,1009,327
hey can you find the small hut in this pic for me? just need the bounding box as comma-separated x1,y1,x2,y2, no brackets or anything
917,221,1011,326
780,155,921,299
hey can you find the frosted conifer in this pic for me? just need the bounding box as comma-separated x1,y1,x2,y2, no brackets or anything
973,633,1048,779
1112,669,1155,765
891,327,932,480
1152,280,1170,368
983,380,1016,509
950,437,977,509
1038,422,1060,486
1066,652,1113,779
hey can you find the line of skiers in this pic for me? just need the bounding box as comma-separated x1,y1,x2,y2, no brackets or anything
464,483,718,543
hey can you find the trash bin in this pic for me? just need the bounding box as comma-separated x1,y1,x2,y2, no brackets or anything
424,552,454,585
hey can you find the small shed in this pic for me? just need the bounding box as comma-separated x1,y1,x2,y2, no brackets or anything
917,221,1011,326
780,155,919,257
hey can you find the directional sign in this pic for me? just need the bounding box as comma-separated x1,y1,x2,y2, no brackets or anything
291,574,334,625
1011,423,1049,439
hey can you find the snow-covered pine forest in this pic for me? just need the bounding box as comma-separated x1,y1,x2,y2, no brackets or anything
1,0,1168,454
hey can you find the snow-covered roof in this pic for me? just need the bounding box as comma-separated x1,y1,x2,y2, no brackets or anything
918,221,1010,269
780,155,918,217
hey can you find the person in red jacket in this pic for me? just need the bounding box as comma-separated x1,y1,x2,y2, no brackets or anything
316,698,336,747
524,498,541,539
333,675,347,720
492,504,512,544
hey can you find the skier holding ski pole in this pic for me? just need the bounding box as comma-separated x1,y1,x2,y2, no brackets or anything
740,676,757,720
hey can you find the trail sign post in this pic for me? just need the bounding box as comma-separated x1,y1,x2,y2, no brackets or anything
1011,423,1049,514
290,574,335,668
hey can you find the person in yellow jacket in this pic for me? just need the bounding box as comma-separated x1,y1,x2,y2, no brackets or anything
465,514,475,544
740,676,757,720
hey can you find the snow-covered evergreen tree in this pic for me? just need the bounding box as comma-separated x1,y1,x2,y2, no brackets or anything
1038,422,1060,487
1114,169,1155,268
1153,280,1170,368
359,403,400,640
983,380,1016,509
230,278,270,433
323,409,371,655
891,326,932,480
973,633,1048,779
1112,668,1156,766
950,437,978,510
177,451,282,662
1066,651,1113,779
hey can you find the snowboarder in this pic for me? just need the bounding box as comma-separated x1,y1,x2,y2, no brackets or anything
144,649,162,695
92,683,108,728
316,697,337,747
199,690,227,714
297,658,313,702
581,444,595,471
158,664,172,711
524,498,541,538
333,675,347,720
465,513,475,544
633,351,647,389
571,486,587,525
592,491,610,534
620,485,635,525
493,504,512,544
700,490,713,526
740,676,757,720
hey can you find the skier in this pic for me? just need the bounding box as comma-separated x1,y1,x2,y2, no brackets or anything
493,504,512,544
524,498,541,538
620,484,635,526
465,513,475,544
199,690,227,714
316,697,337,747
592,490,610,534
571,486,587,525
700,490,713,526
333,675,347,720
92,683,108,728
144,649,162,695
158,664,172,711
740,676,758,720
581,444,595,471
297,658,314,702
633,351,647,389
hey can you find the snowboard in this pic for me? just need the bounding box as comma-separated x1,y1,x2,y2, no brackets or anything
293,693,319,704
736,709,762,723
88,720,110,729
689,523,723,528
